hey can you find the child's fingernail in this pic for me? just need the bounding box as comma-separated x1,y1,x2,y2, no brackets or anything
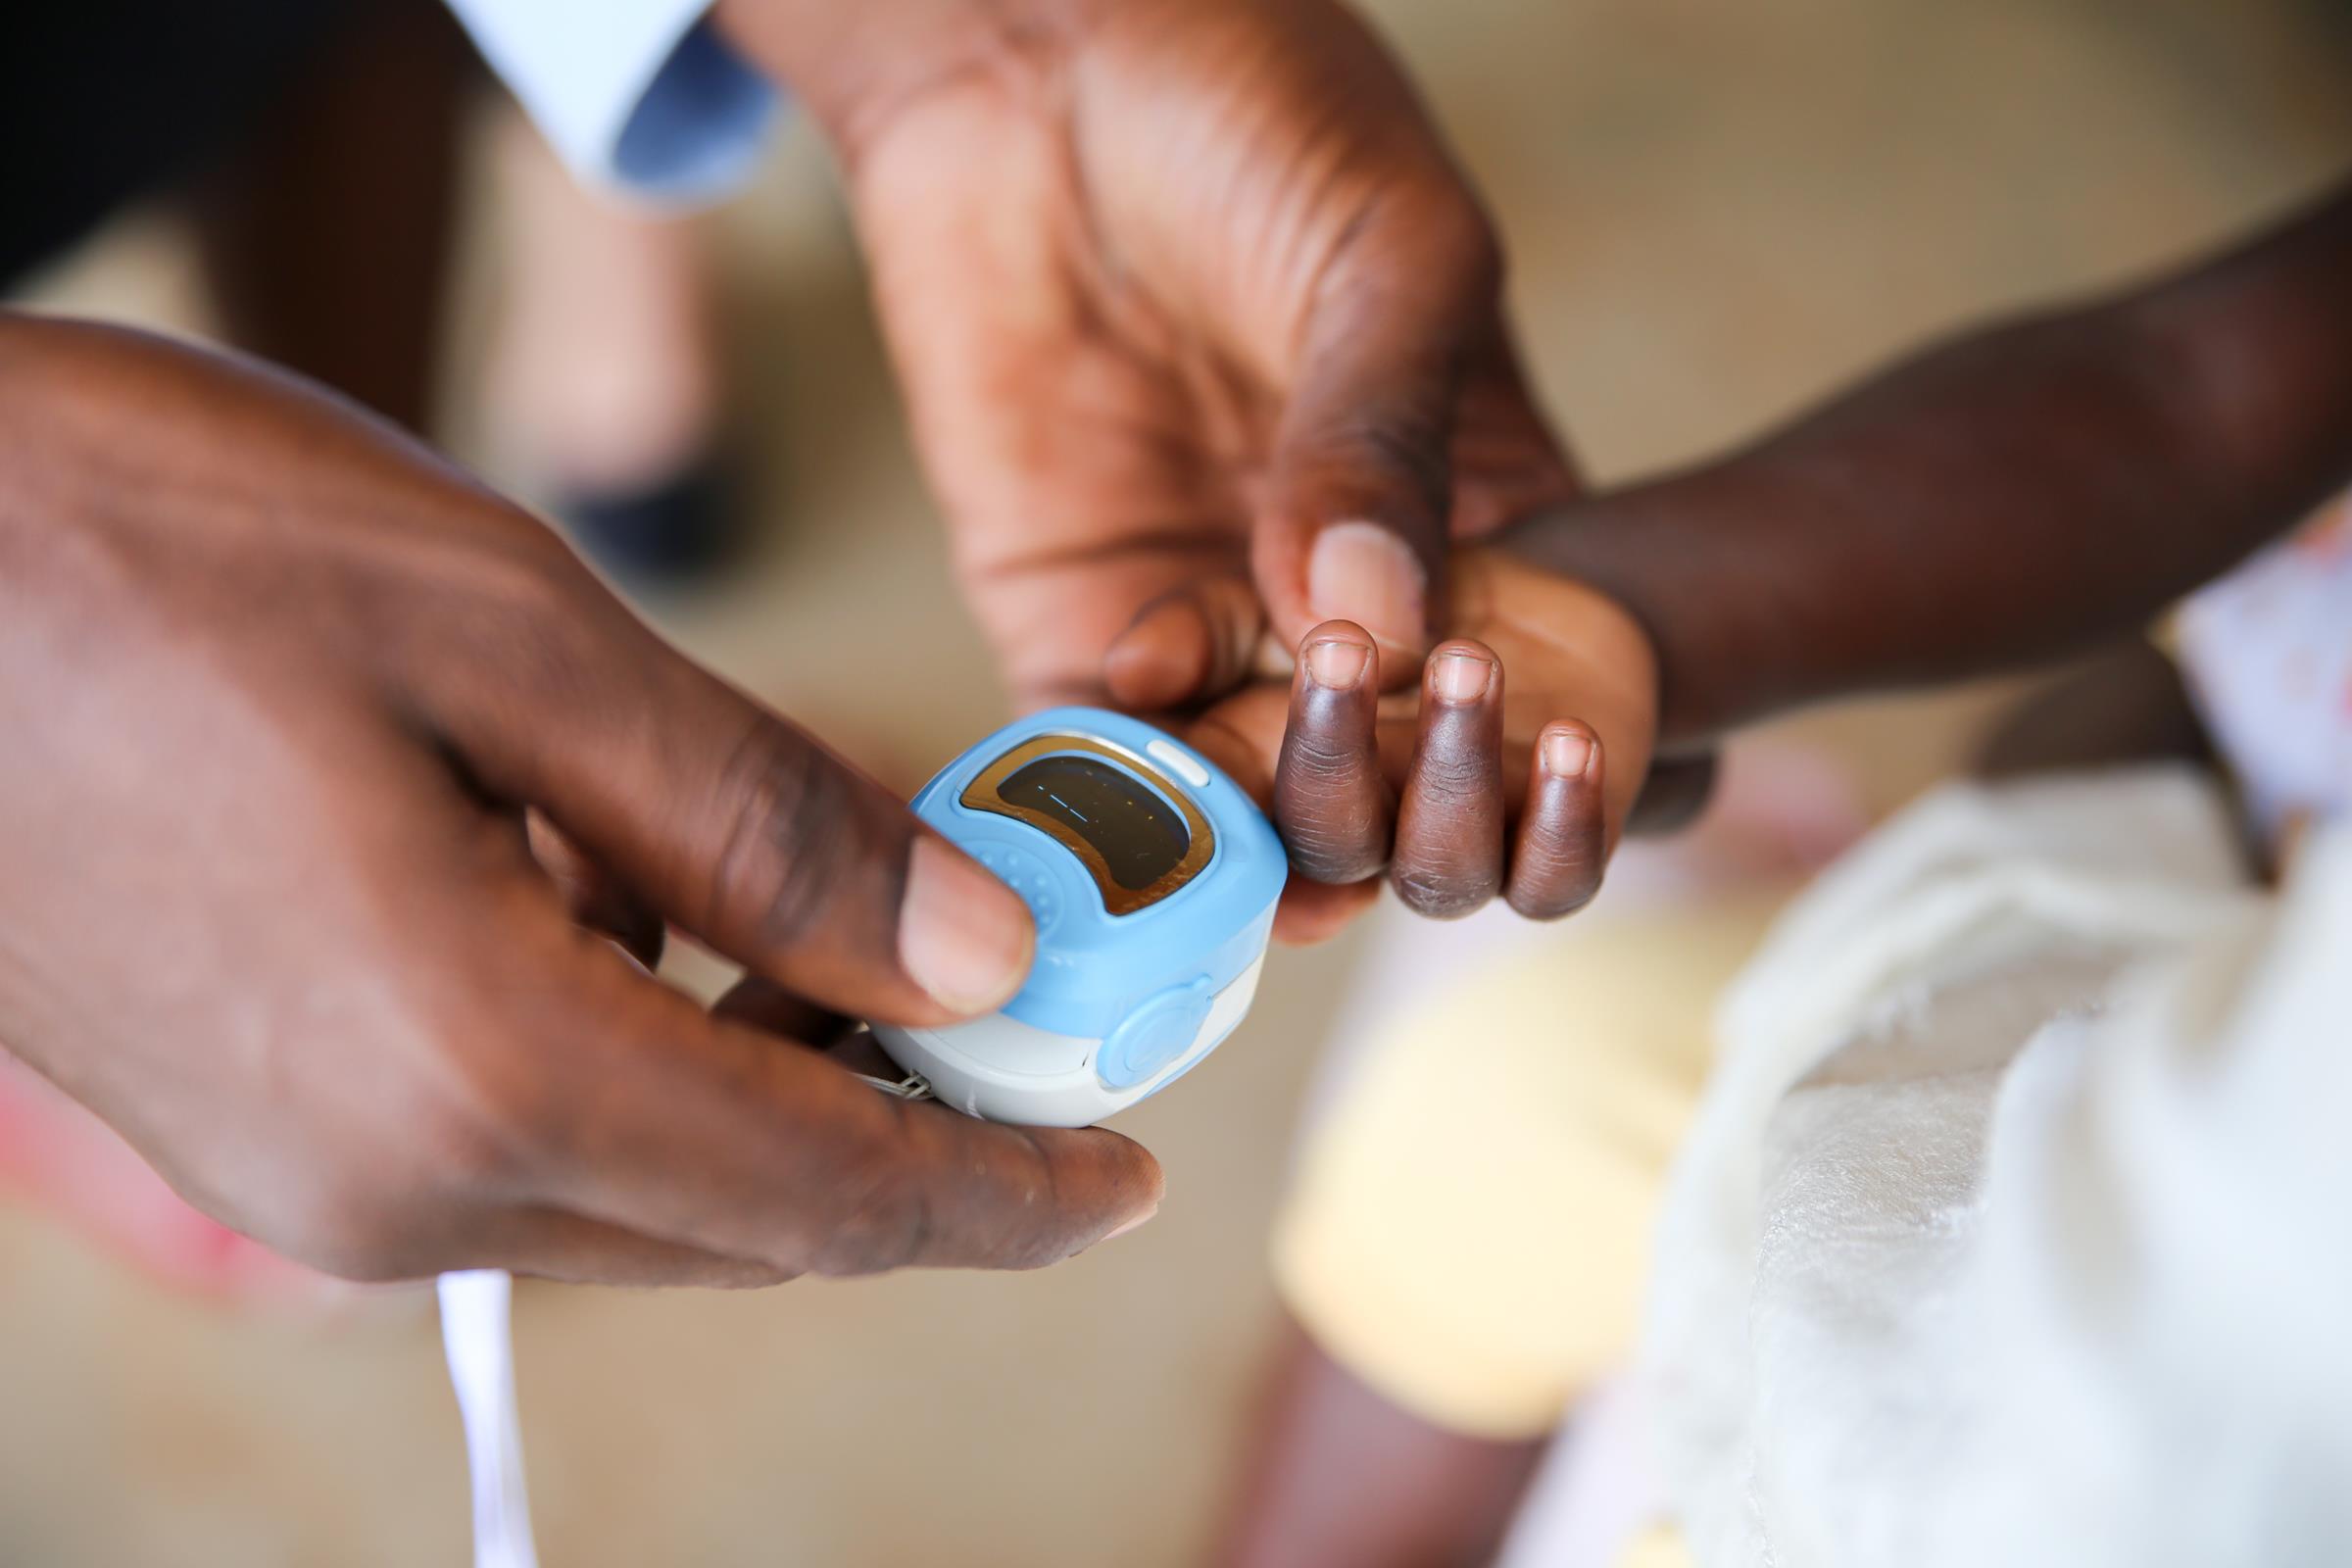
1309,522,1427,656
1431,651,1493,704
1304,637,1371,690
900,837,1035,1013
1543,729,1595,778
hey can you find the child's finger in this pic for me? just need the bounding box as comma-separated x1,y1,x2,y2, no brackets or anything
1390,640,1507,918
1273,620,1395,882
1505,720,1607,919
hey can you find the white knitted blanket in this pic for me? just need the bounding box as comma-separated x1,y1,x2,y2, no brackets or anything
1643,768,2352,1566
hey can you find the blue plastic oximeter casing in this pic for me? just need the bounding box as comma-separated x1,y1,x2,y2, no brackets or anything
870,708,1286,1126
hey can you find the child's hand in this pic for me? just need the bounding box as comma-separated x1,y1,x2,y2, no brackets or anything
1159,550,1658,939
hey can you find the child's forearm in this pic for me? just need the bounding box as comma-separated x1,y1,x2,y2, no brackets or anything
1506,180,2352,745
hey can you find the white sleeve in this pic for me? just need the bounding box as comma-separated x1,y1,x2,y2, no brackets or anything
444,0,779,204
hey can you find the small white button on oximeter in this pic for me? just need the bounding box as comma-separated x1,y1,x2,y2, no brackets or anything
872,707,1287,1127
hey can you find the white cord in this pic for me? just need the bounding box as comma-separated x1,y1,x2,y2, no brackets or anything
432,1040,922,1568
438,1269,541,1568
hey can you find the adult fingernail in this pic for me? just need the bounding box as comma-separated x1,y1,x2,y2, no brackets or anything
1543,729,1595,778
1104,1206,1157,1242
1431,650,1494,704
1309,522,1427,655
900,836,1034,1014
1304,637,1371,690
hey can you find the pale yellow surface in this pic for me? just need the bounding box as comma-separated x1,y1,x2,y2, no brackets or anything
1621,1525,1698,1568
6,2,2350,1562
1274,895,1784,1440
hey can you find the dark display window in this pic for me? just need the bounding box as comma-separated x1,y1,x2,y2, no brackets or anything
997,755,1190,893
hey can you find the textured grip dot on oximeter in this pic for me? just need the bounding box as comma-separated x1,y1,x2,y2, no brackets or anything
871,708,1287,1127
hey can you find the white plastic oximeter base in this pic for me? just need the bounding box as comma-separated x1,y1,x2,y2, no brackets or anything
874,954,1265,1127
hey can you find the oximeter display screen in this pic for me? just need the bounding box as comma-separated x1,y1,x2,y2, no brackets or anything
997,756,1190,893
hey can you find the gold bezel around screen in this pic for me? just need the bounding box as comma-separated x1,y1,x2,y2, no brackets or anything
961,734,1214,916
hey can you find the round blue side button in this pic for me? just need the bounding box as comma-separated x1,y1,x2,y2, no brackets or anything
1096,978,1214,1090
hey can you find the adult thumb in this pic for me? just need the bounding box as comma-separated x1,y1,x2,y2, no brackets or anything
1254,204,1498,684
409,572,1035,1029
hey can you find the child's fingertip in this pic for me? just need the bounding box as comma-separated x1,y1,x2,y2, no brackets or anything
1294,618,1374,688
1303,635,1372,691
1540,722,1598,780
1423,637,1501,708
1432,653,1492,704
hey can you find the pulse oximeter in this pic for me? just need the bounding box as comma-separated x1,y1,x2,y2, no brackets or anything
872,707,1286,1127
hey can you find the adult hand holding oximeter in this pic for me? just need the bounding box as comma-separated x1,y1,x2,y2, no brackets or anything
873,708,1286,1127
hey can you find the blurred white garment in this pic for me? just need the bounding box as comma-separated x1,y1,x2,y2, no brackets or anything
1643,768,2352,1567
444,0,776,201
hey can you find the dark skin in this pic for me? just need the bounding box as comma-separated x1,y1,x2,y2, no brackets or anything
1509,184,2352,746
713,0,1730,943
11,0,1600,1288
1211,179,2352,1566
1245,551,1657,933
1132,547,1660,940
1216,1317,1544,1568
1175,178,2352,927
0,313,1161,1285
715,0,1584,710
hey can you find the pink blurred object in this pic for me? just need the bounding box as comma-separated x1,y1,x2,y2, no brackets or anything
0,1054,373,1313
1605,734,1873,906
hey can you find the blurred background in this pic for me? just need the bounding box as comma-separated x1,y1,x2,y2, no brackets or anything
5,0,2351,1561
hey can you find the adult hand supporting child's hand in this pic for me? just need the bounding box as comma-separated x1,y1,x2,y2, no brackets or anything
1223,178,2352,945
716,0,1580,712
0,313,1160,1285
1206,179,2352,942
1169,551,1660,941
